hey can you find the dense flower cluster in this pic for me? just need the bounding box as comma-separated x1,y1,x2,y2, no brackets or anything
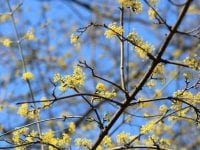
22,71,34,80
127,31,154,59
70,33,79,45
148,8,156,20
41,130,71,150
148,0,159,20
95,82,117,99
12,127,29,145
0,13,10,22
183,56,200,70
53,65,85,91
18,103,40,119
140,120,155,134
118,0,143,13
0,38,12,47
173,90,200,106
116,131,135,144
75,138,92,148
104,22,123,38
101,136,113,148
67,122,76,134
23,29,36,41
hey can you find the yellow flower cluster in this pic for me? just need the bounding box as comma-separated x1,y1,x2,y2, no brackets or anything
116,131,135,144
24,30,35,41
183,56,200,70
53,66,85,92
22,71,34,80
154,89,162,98
67,122,76,134
96,82,106,91
24,29,36,41
0,38,12,47
144,135,170,149
101,136,113,148
104,22,123,39
53,73,61,82
95,82,117,99
159,104,168,113
153,63,165,81
18,103,40,119
140,120,155,134
26,130,38,142
148,0,159,20
148,8,156,20
127,31,154,59
12,127,29,144
75,138,92,148
41,130,71,149
70,33,79,45
118,0,143,14
173,90,200,106
183,72,191,79
18,103,28,118
0,13,10,23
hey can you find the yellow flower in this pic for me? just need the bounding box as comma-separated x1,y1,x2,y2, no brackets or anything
183,72,191,79
18,103,28,118
67,122,76,134
118,0,143,14
148,8,156,20
55,65,85,92
0,13,10,22
58,83,68,92
27,109,40,119
116,131,134,144
41,129,55,143
75,138,92,148
96,83,106,91
24,29,36,41
183,56,199,70
153,63,164,76
127,31,154,59
140,120,155,134
12,127,29,144
58,133,71,146
26,130,38,142
102,136,112,148
105,22,123,38
0,38,12,47
70,33,79,45
53,73,61,83
22,71,34,80
159,105,168,113
154,89,162,98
